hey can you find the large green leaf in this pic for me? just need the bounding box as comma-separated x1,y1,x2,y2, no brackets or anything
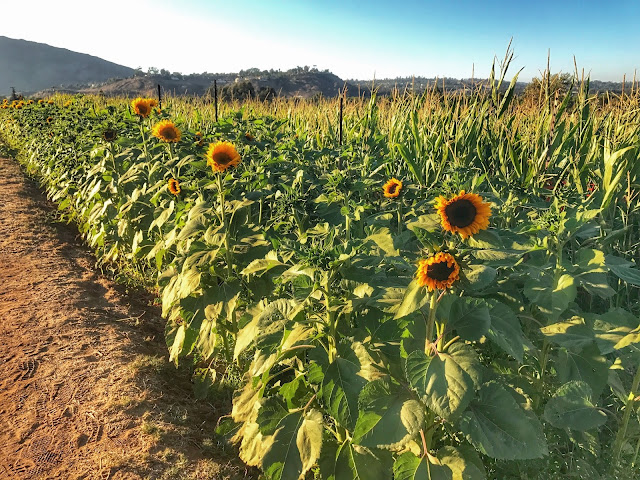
395,280,430,320
234,299,302,359
405,344,479,420
551,274,578,320
464,265,497,291
321,357,368,431
448,297,491,341
540,317,594,349
458,381,548,460
592,308,639,354
606,255,640,286
261,408,323,480
525,273,577,321
319,440,392,480
556,344,609,398
393,451,452,480
437,446,486,480
614,324,640,350
241,251,286,275
353,379,425,450
486,301,525,362
543,381,607,431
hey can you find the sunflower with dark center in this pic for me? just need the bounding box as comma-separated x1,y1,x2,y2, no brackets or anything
206,141,241,172
194,132,204,146
416,252,460,291
152,120,181,143
436,190,491,239
131,97,152,118
383,178,403,198
102,129,117,142
245,132,255,141
168,178,181,195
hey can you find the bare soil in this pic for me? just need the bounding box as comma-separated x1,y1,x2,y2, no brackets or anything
0,156,253,480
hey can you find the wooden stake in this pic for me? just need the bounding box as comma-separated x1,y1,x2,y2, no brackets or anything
339,94,344,146
214,80,219,123
157,84,162,110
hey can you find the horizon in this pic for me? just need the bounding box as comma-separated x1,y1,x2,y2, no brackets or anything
1,0,638,83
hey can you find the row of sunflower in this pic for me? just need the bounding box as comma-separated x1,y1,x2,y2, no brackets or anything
1,94,639,480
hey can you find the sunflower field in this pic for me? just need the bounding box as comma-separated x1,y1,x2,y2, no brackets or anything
1,62,640,479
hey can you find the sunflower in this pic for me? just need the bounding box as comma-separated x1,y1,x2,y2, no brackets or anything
416,252,460,291
102,129,117,142
383,178,403,198
206,141,241,172
436,190,491,239
64,101,72,107
194,131,204,146
47,100,54,105
149,99,158,107
168,178,181,195
245,132,255,141
38,99,44,104
131,97,152,117
46,117,53,123
152,120,181,143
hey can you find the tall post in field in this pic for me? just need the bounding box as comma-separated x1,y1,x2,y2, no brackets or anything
339,94,344,146
157,84,162,110
214,80,219,123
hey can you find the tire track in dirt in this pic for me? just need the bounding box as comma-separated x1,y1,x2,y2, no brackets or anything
0,157,251,480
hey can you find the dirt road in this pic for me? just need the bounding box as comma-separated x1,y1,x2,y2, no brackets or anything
0,156,250,480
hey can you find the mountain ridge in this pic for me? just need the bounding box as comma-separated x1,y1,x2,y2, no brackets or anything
0,36,134,96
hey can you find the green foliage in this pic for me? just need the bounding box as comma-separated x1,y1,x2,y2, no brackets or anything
2,69,640,480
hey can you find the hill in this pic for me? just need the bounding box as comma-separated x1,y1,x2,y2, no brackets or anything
0,36,134,96
72,68,354,99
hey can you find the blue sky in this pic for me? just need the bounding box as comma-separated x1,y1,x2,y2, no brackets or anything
3,0,638,81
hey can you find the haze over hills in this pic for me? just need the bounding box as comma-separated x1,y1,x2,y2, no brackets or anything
0,36,630,99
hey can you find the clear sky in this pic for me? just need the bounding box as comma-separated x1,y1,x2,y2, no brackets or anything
2,0,638,82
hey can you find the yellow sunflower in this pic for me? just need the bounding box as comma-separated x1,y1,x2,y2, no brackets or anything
47,100,54,105
206,141,241,172
149,99,158,107
168,178,181,195
416,252,460,291
194,131,204,146
46,117,53,123
131,97,152,117
245,132,255,141
383,178,403,198
152,120,181,143
436,190,491,239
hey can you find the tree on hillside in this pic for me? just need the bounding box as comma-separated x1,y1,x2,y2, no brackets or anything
523,72,573,105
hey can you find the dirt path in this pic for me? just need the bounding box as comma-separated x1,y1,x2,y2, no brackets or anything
0,157,251,480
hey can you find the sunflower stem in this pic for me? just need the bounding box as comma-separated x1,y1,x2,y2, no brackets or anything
397,200,402,235
217,173,233,276
324,275,337,364
425,291,438,355
612,365,640,468
139,120,149,162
